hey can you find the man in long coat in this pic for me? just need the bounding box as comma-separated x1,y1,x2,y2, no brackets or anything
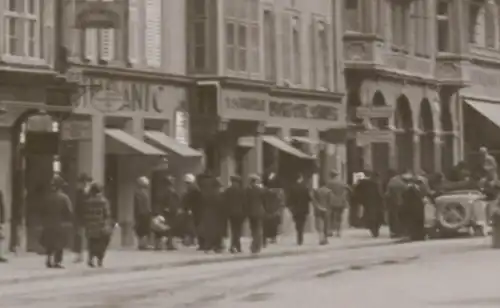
73,173,92,262
245,174,266,253
182,174,203,249
40,175,73,268
199,174,225,253
385,171,410,238
353,171,384,238
223,175,246,253
327,169,348,237
287,174,311,245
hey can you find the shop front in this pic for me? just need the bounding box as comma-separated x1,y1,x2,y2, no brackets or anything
64,68,200,247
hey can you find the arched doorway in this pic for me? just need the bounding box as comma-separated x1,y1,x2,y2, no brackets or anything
419,99,435,174
370,91,390,181
11,111,59,252
395,95,414,172
346,89,364,184
441,97,454,173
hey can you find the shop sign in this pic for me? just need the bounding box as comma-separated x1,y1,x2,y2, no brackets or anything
225,97,266,112
174,108,189,145
74,0,125,29
269,100,338,121
61,120,92,140
83,78,165,114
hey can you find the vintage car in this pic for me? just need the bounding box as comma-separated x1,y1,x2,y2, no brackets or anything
426,188,490,238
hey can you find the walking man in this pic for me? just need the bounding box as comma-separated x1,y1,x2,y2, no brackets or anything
287,174,311,245
245,174,266,254
313,179,333,245
134,176,151,250
74,173,92,262
40,175,73,268
223,175,245,253
385,171,408,238
182,174,203,249
327,170,348,237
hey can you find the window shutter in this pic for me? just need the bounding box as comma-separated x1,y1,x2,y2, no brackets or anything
85,29,97,60
128,0,139,63
323,22,331,89
100,29,115,61
281,12,291,81
145,0,162,68
41,0,54,62
310,21,317,89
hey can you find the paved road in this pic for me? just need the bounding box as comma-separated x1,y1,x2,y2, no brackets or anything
0,238,489,308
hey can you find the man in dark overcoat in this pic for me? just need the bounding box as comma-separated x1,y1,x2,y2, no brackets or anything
223,175,246,253
74,173,92,262
40,175,73,268
245,174,266,254
199,174,225,253
353,171,384,238
287,174,311,245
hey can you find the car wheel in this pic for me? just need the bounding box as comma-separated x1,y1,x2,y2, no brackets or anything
438,202,471,230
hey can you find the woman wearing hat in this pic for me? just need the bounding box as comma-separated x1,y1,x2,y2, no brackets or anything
39,175,73,268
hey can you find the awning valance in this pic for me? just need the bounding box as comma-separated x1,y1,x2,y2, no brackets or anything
237,136,255,147
105,129,165,156
262,135,314,159
464,99,500,128
291,136,320,145
144,131,202,157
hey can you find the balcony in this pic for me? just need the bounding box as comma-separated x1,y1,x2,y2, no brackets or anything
435,52,469,86
343,32,385,68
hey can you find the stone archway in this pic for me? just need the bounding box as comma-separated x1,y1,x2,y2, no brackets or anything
419,99,435,174
441,97,454,173
395,95,414,172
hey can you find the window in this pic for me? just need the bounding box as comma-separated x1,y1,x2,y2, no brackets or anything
224,0,260,74
263,10,276,81
391,1,409,51
4,0,42,58
145,0,162,67
484,2,496,48
128,0,140,63
192,0,208,71
282,13,292,80
437,0,450,52
100,29,115,61
344,0,360,32
317,21,329,89
291,16,301,84
374,0,385,37
469,1,484,45
411,0,429,57
82,0,118,63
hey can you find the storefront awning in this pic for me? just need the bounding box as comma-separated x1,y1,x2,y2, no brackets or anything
291,136,320,145
105,129,165,156
465,99,500,128
144,131,202,157
262,135,314,159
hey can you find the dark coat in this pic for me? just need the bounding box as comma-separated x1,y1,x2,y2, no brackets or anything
84,193,113,239
245,185,266,219
287,182,311,217
182,186,203,224
40,190,73,250
353,178,384,226
75,187,89,225
223,185,246,218
134,188,151,219
263,188,285,217
199,183,226,241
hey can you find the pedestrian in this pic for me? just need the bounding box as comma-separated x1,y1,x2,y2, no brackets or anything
134,176,152,250
287,174,312,245
313,179,332,245
353,171,384,238
155,176,181,251
327,169,348,237
39,175,73,269
0,189,7,263
199,174,225,253
223,175,245,253
73,173,92,263
480,147,498,181
84,182,114,267
262,173,284,246
245,174,266,254
385,171,409,238
182,174,203,249
401,175,427,241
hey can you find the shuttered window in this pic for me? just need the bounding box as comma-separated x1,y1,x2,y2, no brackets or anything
84,29,97,60
145,0,162,68
193,0,208,72
436,0,450,52
281,12,291,81
391,1,409,51
412,0,429,57
100,29,115,61
344,0,361,32
485,2,496,48
291,15,301,85
318,21,329,89
263,9,276,81
310,21,317,88
128,0,139,63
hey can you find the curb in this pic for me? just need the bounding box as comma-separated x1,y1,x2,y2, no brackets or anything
0,239,397,286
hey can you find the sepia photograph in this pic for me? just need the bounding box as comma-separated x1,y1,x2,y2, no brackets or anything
0,0,499,307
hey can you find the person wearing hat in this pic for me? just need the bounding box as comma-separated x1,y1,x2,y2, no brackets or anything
223,175,245,253
73,173,92,262
262,173,285,246
245,174,266,253
326,169,348,237
385,170,410,238
40,175,73,268
480,147,498,181
352,171,384,238
287,174,312,245
134,176,152,250
181,173,202,248
154,175,181,250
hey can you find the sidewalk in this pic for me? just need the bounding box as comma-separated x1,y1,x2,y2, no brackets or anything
0,228,394,285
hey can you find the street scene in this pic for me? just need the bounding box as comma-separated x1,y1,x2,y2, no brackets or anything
2,0,500,307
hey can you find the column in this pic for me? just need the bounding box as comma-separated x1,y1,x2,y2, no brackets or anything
363,143,372,171
91,114,105,183
246,122,264,178
389,135,398,170
434,131,442,173
219,140,235,188
413,131,421,173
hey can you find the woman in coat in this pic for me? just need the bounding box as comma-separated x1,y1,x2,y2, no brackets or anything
40,175,73,269
84,183,113,267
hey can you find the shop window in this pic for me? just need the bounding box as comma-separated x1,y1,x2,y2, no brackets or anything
437,0,450,52
391,0,409,52
265,127,280,136
290,129,308,137
105,117,128,129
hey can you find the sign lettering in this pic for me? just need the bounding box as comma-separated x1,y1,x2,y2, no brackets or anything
226,97,266,111
269,101,338,121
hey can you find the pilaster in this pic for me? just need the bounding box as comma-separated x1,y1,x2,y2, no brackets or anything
91,114,105,183
434,131,442,173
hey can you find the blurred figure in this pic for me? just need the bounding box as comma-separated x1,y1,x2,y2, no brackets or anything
84,183,113,267
263,173,285,246
160,176,181,250
245,174,266,254
353,171,384,238
480,147,498,180
313,179,333,245
0,189,6,262
199,174,225,253
327,169,348,237
385,171,409,238
401,175,428,241
134,176,151,250
223,175,245,253
181,174,202,248
40,175,73,269
74,173,92,262
287,174,311,245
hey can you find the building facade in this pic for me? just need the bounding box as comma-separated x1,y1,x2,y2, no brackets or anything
343,0,462,183
186,0,347,189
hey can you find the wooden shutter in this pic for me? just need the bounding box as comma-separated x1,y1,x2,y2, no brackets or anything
145,0,162,68
281,12,291,81
128,0,139,63
310,20,317,89
323,21,332,89
41,0,54,62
